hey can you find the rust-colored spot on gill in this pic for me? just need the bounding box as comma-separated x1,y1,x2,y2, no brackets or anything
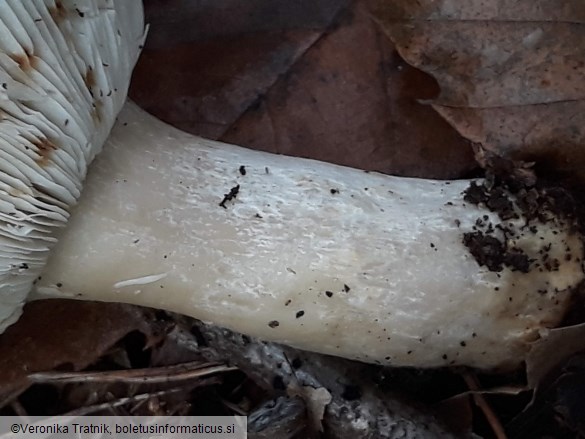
91,100,103,125
49,0,67,23
32,137,58,167
10,49,37,72
83,67,96,94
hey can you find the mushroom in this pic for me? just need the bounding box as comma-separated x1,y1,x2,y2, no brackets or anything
1,0,584,371
0,0,145,328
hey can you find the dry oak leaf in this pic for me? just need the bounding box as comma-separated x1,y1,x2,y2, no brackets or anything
131,0,476,179
0,301,156,397
373,0,585,180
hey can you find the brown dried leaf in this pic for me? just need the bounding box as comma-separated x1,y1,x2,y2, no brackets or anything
140,0,351,49
0,301,154,396
373,0,585,180
526,323,585,390
433,103,585,180
384,22,584,107
130,0,476,179
375,1,585,22
131,30,321,139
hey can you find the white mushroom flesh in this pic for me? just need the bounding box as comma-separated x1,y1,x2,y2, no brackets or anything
34,102,585,370
0,0,145,331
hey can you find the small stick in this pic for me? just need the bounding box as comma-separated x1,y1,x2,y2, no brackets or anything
28,361,237,384
462,370,508,439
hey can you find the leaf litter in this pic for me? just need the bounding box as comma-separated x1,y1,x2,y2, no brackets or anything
373,0,585,183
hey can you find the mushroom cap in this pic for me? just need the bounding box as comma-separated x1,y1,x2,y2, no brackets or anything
0,0,145,331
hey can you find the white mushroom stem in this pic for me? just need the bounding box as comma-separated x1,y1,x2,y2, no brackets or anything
32,102,585,370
